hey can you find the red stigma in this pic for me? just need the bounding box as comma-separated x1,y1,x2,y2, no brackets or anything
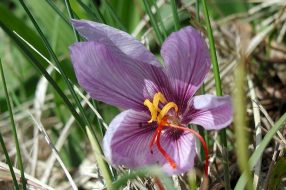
149,117,209,176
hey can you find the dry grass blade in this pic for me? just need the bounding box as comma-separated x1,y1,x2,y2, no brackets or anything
0,162,54,190
28,113,78,190
247,76,262,189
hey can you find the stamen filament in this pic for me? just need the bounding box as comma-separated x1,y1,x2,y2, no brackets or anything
144,99,157,123
157,102,178,123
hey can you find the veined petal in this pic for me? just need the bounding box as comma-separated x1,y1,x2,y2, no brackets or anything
70,40,169,110
160,131,197,175
72,19,161,66
161,26,211,110
103,110,197,175
185,95,232,130
103,110,158,167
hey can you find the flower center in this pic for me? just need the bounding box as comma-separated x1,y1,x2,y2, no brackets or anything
144,92,209,176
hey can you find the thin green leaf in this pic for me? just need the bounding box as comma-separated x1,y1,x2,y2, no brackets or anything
150,0,167,38
0,62,19,190
267,157,286,189
89,1,106,23
170,0,180,30
235,112,286,190
102,0,126,31
0,59,26,189
0,21,85,129
75,0,102,21
201,0,230,189
64,0,80,41
143,0,164,45
46,0,71,26
0,4,49,57
18,0,92,133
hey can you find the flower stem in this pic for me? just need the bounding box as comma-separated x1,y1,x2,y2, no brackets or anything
201,0,230,189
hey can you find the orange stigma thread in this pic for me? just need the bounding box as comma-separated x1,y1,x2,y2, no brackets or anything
167,124,209,176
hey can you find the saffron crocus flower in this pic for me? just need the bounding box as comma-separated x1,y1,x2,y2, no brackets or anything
70,19,232,175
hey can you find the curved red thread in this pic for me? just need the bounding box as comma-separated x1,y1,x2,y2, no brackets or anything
150,127,160,151
154,177,165,190
148,117,208,176
156,124,177,169
167,124,209,176
149,118,177,168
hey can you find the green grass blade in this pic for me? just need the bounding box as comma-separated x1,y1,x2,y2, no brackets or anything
0,21,86,128
235,112,286,190
86,128,113,189
18,0,93,132
196,0,200,21
64,0,80,41
201,0,230,188
170,0,180,30
102,0,126,31
0,4,49,57
75,0,102,21
0,133,19,190
143,0,164,45
150,0,167,38
0,59,27,190
0,59,19,190
89,1,106,23
46,0,71,26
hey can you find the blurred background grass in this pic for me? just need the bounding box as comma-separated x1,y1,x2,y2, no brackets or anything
0,0,286,189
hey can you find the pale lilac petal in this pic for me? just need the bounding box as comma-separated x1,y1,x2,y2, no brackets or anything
160,131,197,175
72,19,160,66
184,95,232,130
161,26,211,110
103,110,159,167
70,40,170,110
103,110,197,175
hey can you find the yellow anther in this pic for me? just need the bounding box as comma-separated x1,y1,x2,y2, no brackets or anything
144,99,157,123
153,92,167,110
144,92,178,124
157,102,178,123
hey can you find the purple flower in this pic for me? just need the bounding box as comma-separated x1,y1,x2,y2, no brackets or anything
69,19,232,175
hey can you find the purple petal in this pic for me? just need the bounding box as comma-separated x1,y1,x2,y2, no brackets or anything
70,40,169,110
185,95,232,130
72,19,161,66
103,110,197,175
161,26,211,110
